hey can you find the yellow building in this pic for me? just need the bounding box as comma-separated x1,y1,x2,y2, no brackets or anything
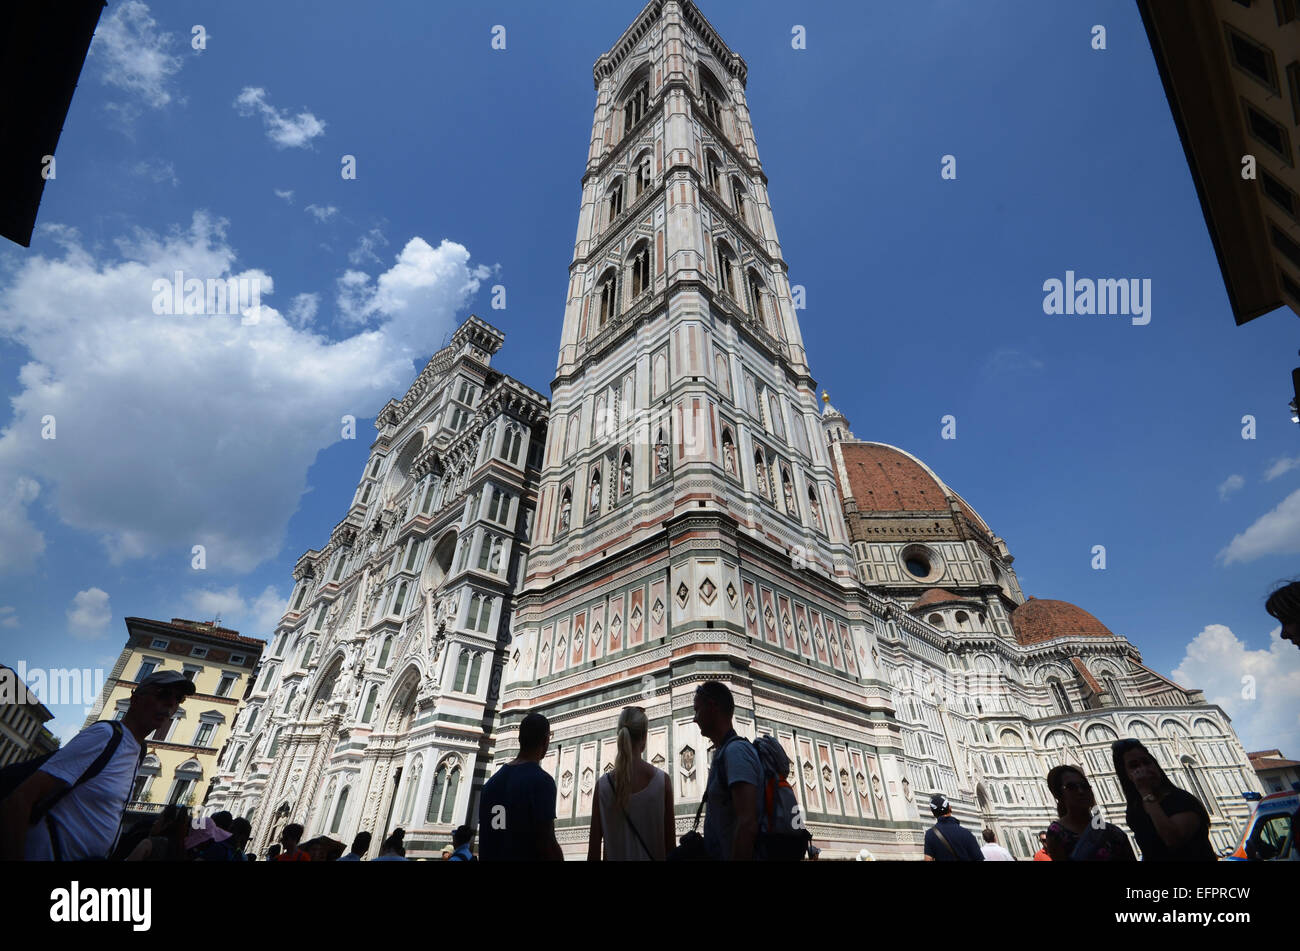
84,617,264,816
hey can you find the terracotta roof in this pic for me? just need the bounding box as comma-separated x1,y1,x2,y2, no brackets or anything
908,588,969,613
840,443,948,514
126,616,266,648
1009,598,1114,646
1248,750,1300,769
1069,656,1103,696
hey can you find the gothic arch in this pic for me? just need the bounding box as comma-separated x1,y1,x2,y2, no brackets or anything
379,665,421,733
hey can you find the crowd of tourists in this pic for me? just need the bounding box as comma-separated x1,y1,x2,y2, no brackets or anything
2,580,1297,862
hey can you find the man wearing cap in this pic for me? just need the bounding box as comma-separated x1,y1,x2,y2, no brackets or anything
922,793,984,862
0,669,194,861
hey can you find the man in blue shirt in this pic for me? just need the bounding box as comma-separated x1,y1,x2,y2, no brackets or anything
478,712,563,860
693,681,761,861
923,793,984,861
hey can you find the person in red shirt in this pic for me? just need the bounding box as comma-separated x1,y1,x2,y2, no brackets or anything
1033,830,1051,861
276,823,310,861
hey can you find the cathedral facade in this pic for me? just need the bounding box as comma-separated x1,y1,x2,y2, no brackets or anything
206,0,1263,859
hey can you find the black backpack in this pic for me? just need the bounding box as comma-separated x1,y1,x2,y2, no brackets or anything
0,721,138,860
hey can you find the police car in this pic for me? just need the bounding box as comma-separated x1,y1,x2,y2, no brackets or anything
1223,788,1298,861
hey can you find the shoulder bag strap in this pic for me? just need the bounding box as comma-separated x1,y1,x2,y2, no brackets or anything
607,773,656,860
933,825,959,860
43,722,127,861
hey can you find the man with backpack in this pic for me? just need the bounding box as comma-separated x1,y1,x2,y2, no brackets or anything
693,681,760,861
0,669,194,861
922,793,984,861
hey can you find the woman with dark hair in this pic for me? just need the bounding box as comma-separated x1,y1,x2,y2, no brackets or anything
1112,739,1216,861
1042,764,1134,861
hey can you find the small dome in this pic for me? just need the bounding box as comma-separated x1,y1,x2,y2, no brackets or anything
908,588,968,613
1010,598,1114,645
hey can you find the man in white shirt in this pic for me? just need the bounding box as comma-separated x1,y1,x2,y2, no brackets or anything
980,827,1016,861
0,669,194,861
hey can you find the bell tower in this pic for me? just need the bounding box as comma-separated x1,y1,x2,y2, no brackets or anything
500,1,895,851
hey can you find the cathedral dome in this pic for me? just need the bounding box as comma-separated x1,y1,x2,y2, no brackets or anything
1010,598,1114,645
908,588,969,612
841,443,949,513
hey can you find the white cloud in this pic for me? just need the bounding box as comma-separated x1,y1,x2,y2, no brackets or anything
67,588,112,640
305,204,338,223
337,237,492,353
0,213,487,574
181,584,285,639
92,1,183,109
0,605,16,629
131,159,179,186
287,293,319,327
234,87,326,149
274,189,295,204
1171,624,1300,755
1217,474,1245,501
1218,487,1300,565
0,476,45,572
1265,456,1300,481
348,228,389,267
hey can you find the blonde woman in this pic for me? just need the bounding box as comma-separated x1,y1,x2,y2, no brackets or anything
587,706,674,861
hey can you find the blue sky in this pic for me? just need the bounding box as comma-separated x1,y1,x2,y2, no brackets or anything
0,0,1296,752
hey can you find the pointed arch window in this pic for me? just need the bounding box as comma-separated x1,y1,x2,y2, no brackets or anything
628,242,651,299
505,427,524,466
715,241,737,298
400,758,423,825
426,758,463,825
330,786,350,834
596,268,618,329
379,635,394,668
705,150,722,193
731,176,748,226
361,684,379,723
1103,674,1124,706
634,151,652,198
606,179,624,225
747,268,769,329
391,581,409,618
468,594,493,634
1047,677,1073,715
622,79,649,134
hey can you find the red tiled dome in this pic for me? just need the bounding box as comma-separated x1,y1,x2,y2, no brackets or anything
841,443,947,513
908,588,968,612
1010,598,1114,645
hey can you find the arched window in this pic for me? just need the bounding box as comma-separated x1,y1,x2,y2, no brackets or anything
606,179,624,226
596,268,618,329
715,241,737,298
1127,719,1157,739
467,654,484,694
468,594,492,634
1085,723,1118,744
378,636,394,668
700,66,726,127
928,613,945,629
1103,674,1124,706
425,758,462,825
266,727,282,759
1047,677,1073,715
505,427,523,466
330,786,349,834
731,176,748,225
705,149,722,193
954,611,970,631
361,684,378,723
454,650,472,692
1181,755,1216,816
633,150,652,198
391,581,409,617
621,78,649,134
281,685,297,715
400,758,423,825
747,268,768,329
628,241,651,299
